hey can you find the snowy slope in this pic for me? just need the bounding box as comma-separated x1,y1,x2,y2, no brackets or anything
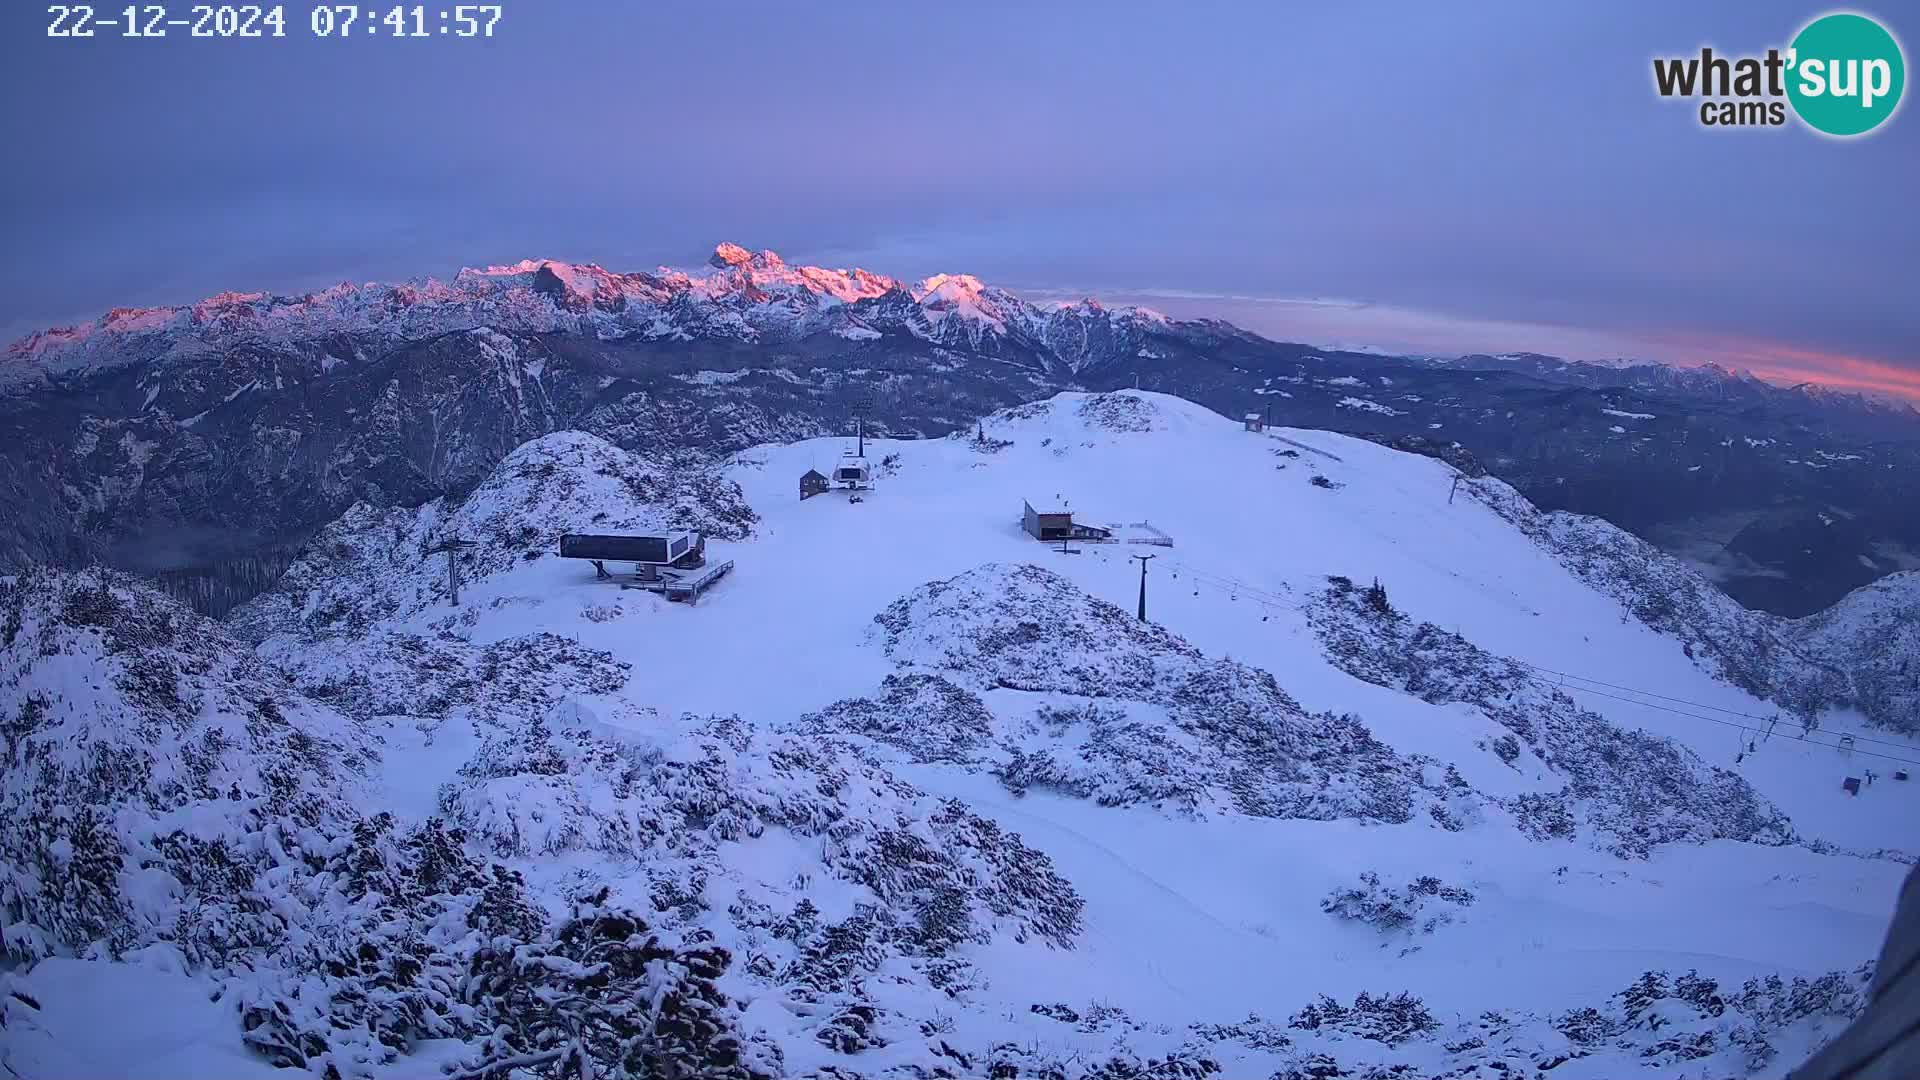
5,390,1916,1079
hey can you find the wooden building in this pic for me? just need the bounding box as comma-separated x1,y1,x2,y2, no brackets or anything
1244,413,1265,432
1022,499,1112,541
800,469,830,500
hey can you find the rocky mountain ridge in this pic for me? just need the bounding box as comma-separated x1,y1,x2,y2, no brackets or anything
3,243,1188,384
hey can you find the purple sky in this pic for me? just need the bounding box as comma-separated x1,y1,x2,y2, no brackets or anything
3,3,1915,395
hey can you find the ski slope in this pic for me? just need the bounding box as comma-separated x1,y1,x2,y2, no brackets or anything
352,392,1911,998
8,390,1914,1078
421,391,1912,845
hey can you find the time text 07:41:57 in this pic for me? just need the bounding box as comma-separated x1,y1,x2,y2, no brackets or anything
46,5,504,39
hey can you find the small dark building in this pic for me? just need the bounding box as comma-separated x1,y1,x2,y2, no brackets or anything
1022,499,1112,541
1843,776,1862,796
800,469,830,500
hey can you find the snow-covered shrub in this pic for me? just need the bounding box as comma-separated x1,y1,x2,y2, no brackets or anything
454,885,775,1080
1076,391,1162,433
1490,733,1521,764
814,1002,887,1054
992,700,1210,812
1320,872,1476,937
1185,1015,1295,1053
869,564,1459,825
0,569,374,964
1287,991,1439,1046
581,602,623,623
980,1044,1222,1079
262,628,630,722
439,711,1084,988
0,572,785,1079
796,673,994,764
1231,961,1874,1079
231,813,547,1076
1307,580,1795,857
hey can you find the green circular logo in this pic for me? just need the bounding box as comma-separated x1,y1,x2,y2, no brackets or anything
1787,12,1906,136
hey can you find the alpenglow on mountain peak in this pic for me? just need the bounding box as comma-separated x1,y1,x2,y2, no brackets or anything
2,241,1189,379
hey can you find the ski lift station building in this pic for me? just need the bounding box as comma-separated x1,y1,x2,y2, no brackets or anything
556,530,733,603
559,531,706,569
831,453,872,489
1022,499,1112,542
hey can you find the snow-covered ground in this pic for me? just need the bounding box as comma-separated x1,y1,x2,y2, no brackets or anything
5,390,1913,1078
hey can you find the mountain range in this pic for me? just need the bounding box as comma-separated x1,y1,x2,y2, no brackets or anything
4,243,1918,619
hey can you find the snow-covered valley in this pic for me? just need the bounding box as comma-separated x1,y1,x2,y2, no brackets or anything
4,390,1915,1079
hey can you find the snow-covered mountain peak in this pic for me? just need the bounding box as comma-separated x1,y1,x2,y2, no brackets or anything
910,272,1033,330
2,245,1214,384
709,240,756,268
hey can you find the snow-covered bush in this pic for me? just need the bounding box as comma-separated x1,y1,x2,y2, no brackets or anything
1202,960,1872,1079
1287,991,1439,1046
0,572,783,1079
1320,872,1476,938
796,673,994,765
992,699,1211,812
1076,391,1162,433
439,709,1084,1007
0,569,374,964
454,885,775,1080
263,628,630,722
1308,579,1795,857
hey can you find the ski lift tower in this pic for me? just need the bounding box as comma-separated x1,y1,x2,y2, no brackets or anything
424,537,479,607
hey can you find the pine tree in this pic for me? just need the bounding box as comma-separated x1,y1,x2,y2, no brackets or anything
1364,577,1392,615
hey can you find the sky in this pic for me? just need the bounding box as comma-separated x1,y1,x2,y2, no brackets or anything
2,2,1916,397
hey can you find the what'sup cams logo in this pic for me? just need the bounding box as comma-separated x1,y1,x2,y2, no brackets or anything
1653,11,1906,136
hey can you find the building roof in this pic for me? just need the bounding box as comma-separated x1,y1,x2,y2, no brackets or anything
801,468,828,481
1245,413,1262,420
1025,498,1073,516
